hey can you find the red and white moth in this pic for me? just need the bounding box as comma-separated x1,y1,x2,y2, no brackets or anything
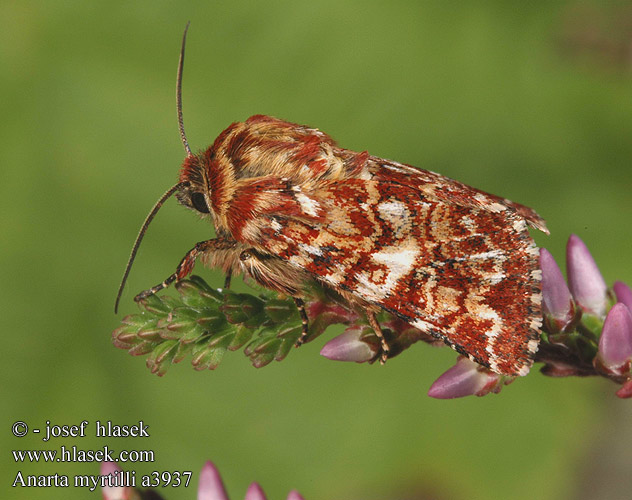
116,25,548,377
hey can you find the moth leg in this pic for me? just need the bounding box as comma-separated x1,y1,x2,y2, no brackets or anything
293,297,310,347
366,309,389,365
134,238,236,302
238,249,311,347
223,269,232,290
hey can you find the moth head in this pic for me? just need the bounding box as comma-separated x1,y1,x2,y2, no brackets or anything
176,155,212,216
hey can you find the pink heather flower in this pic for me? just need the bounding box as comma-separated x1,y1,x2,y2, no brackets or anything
244,483,267,500
566,234,608,317
597,303,632,375
540,248,575,332
614,281,632,311
320,325,377,362
428,357,503,399
197,462,306,500
101,462,131,500
286,491,305,500
198,461,229,500
102,461,305,500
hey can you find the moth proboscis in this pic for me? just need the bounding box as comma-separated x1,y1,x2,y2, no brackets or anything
116,24,548,376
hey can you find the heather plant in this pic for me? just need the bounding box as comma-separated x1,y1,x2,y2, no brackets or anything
113,235,631,400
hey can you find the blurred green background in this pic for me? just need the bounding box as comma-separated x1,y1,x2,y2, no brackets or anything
2,1,631,499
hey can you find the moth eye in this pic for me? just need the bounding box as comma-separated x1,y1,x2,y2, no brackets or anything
190,192,210,213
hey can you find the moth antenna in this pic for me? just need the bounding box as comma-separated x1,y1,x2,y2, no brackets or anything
177,21,192,156
114,182,188,313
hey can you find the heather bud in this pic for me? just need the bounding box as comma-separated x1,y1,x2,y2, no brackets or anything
428,357,504,399
566,235,607,317
101,462,132,500
198,461,229,500
540,248,575,332
244,483,267,500
320,325,377,362
596,303,632,376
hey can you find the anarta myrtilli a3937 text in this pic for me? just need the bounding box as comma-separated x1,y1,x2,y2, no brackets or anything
116,25,548,377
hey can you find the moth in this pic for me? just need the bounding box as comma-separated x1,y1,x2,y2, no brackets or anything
116,25,548,376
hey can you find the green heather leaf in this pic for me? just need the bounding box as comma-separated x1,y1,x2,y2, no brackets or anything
206,323,237,348
128,340,159,356
188,275,223,297
164,319,196,333
136,328,162,341
221,292,265,324
249,349,276,368
170,306,208,321
264,298,298,322
120,313,154,329
179,323,208,344
277,324,302,340
228,324,256,351
196,312,224,326
177,284,214,309
150,340,179,365
248,336,280,355
171,341,194,364
112,276,356,375
147,358,170,377
191,345,226,371
138,294,173,316
112,325,139,344
111,336,138,350
275,335,298,361
204,348,228,370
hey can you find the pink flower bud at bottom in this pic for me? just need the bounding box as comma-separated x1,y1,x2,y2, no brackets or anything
101,462,130,500
198,461,229,500
428,357,505,399
287,491,306,500
245,483,267,500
